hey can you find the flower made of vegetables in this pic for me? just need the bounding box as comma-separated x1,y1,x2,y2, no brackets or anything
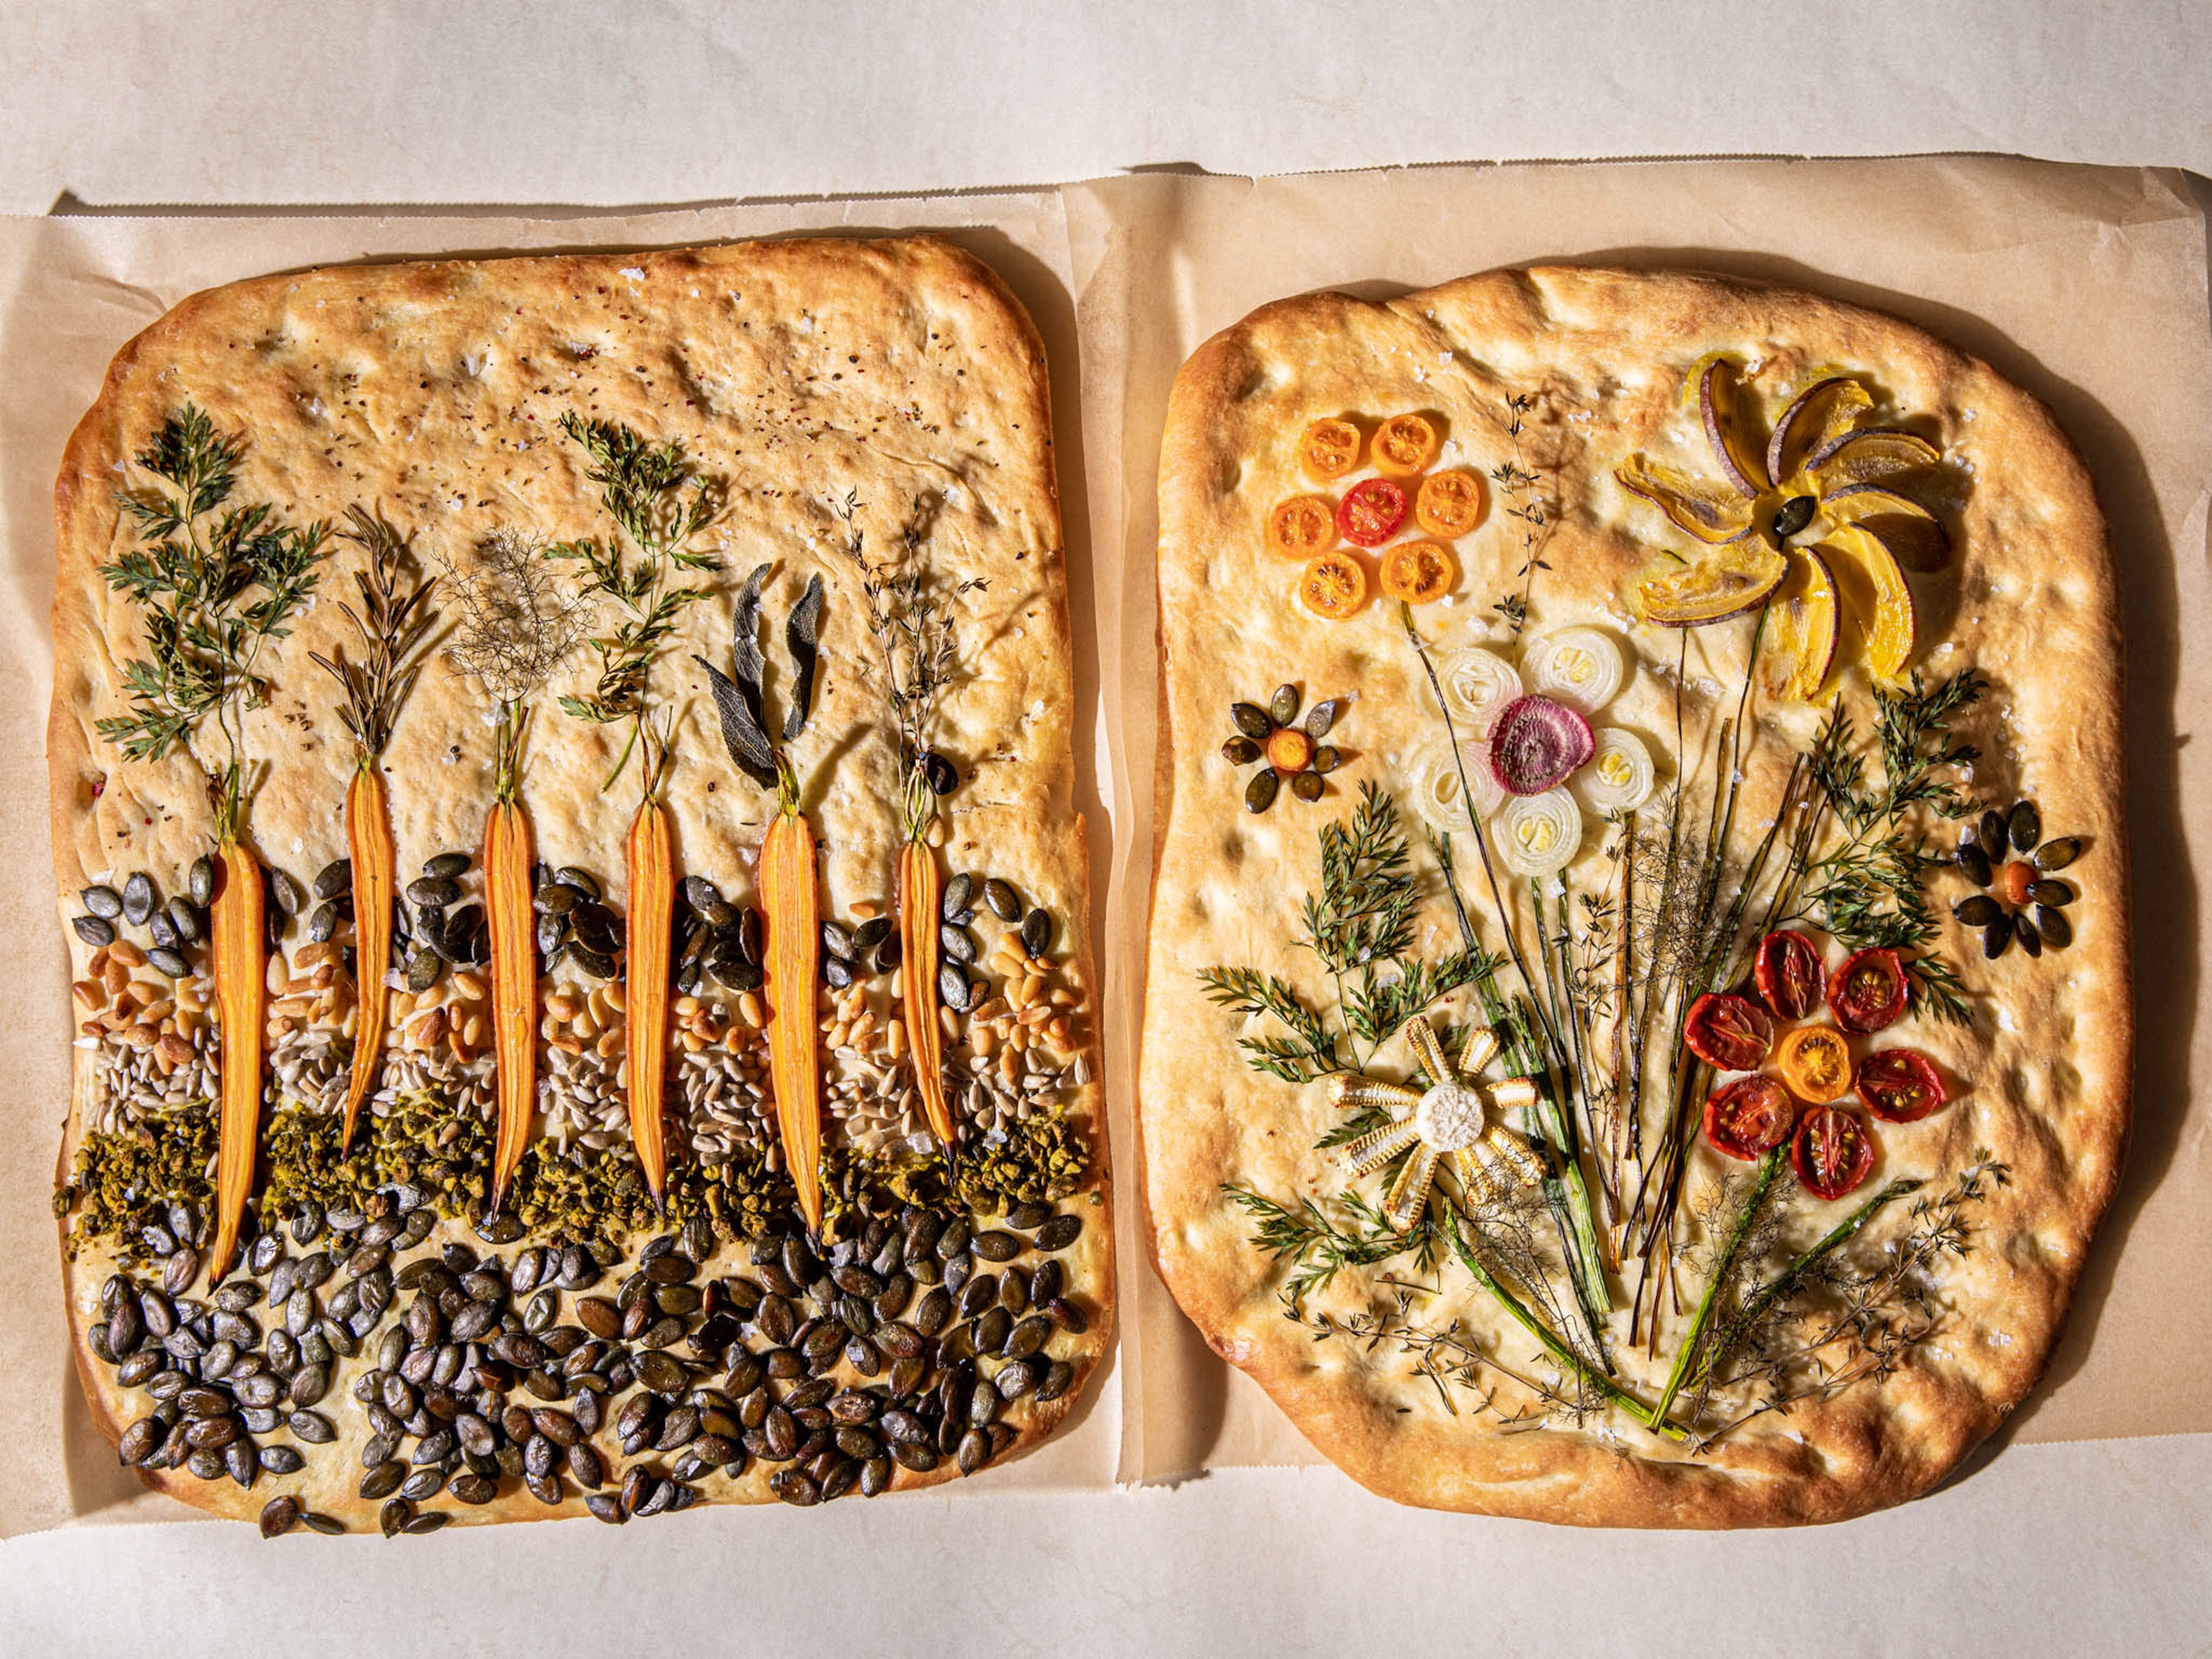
1690,928,1952,1201
1953,796,2082,959
1224,683,1346,813
1407,626,1656,878
1266,412,1486,620
1330,1014,1545,1233
1615,357,1950,701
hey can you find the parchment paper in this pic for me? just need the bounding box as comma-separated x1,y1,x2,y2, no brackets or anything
1063,158,2212,1482
0,191,1126,1535
3,156,2205,1529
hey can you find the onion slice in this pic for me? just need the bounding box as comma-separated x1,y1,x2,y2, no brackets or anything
1575,728,1657,814
1489,695,1594,797
1406,737,1504,836
1436,647,1522,737
1495,789,1584,878
1521,627,1624,713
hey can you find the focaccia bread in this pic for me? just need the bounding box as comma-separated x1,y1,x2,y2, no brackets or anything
1142,264,2127,1525
51,236,1111,1532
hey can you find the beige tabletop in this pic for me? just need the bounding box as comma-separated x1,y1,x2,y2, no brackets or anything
2,5,2209,1656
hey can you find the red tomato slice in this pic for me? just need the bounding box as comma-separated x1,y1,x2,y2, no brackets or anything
1791,1105,1875,1199
1703,1075,1793,1160
1856,1048,1949,1123
1335,478,1408,547
1828,946,1908,1033
1754,929,1825,1020
1683,991,1774,1071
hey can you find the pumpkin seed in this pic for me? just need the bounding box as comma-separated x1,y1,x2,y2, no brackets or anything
2008,800,2041,853
2035,837,2081,872
123,873,157,925
71,914,115,948
1230,702,1272,741
2036,904,2073,948
1955,840,1991,886
1290,771,1324,802
1952,895,2001,927
2016,915,2043,957
188,857,215,907
81,884,122,919
1269,684,1301,727
1982,916,2013,959
984,878,1024,922
1244,770,1279,813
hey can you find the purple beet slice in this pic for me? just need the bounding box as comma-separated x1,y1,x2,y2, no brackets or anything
1488,695,1595,796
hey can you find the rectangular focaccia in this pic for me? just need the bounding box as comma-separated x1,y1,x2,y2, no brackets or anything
51,236,1111,1527
1142,264,2127,1525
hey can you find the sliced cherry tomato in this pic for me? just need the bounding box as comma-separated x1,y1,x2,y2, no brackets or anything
1336,478,1408,547
1297,552,1369,620
1298,418,1361,481
1266,495,1338,560
1754,928,1825,1020
1380,540,1457,604
1775,1025,1851,1103
1703,1074,1793,1160
1683,991,1774,1071
1372,412,1440,478
1415,468,1485,537
1856,1048,1948,1123
1829,946,1908,1033
2001,859,2035,907
1791,1104,1875,1199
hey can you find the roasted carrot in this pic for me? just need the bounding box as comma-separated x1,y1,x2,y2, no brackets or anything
626,800,674,1206
760,805,824,1234
484,797,537,1211
899,839,956,1147
206,842,266,1283
339,766,393,1148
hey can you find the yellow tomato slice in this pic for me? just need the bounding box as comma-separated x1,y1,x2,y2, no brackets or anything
1298,418,1361,481
1266,495,1338,560
1372,413,1440,478
1415,468,1485,537
1298,552,1369,620
1380,540,1457,605
1776,1025,1853,1104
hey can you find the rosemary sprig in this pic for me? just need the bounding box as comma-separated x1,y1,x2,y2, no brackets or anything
97,404,328,836
549,413,722,793
1796,670,1986,1025
308,506,441,763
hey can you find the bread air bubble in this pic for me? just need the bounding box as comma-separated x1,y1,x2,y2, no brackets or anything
1437,647,1522,736
1521,627,1624,713
1575,728,1657,814
1495,789,1584,878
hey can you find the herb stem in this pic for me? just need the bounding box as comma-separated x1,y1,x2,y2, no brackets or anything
1646,1144,1784,1428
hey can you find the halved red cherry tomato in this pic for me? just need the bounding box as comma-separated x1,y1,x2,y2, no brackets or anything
1755,929,1825,1020
1829,946,1908,1033
1703,1074,1793,1160
1856,1048,1949,1123
1336,478,1408,547
1791,1104,1875,1199
1683,991,1774,1071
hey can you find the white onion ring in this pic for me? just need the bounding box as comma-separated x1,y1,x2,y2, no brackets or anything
1494,789,1585,878
1522,627,1625,713
1575,728,1657,814
1406,737,1503,836
1437,647,1522,737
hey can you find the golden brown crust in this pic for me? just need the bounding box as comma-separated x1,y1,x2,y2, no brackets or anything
52,235,1112,1525
1142,264,2129,1526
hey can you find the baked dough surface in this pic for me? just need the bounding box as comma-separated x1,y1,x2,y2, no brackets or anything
1143,264,2128,1525
51,236,1112,1525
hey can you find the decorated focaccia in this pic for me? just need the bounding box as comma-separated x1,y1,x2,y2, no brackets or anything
51,236,1111,1533
1142,264,2127,1525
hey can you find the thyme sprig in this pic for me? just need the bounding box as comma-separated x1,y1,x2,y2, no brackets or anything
308,506,441,763
831,490,986,838
97,404,328,837
550,414,722,793
1290,1290,1552,1426
1488,393,1551,635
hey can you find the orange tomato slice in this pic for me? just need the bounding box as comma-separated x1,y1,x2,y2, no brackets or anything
1380,540,1457,604
1415,469,1484,536
1298,418,1361,481
1266,495,1338,560
1775,1025,1852,1103
1372,413,1440,478
1297,552,1368,620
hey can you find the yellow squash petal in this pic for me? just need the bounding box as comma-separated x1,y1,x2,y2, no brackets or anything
1764,546,1840,703
1695,355,1770,497
1809,426,1942,487
1820,482,1951,573
1766,376,1872,487
1821,525,1918,681
1628,540,1789,627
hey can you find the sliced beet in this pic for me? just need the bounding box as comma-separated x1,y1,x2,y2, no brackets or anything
1488,695,1594,797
